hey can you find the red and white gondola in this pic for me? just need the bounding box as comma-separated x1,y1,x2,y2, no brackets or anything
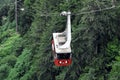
51,11,72,66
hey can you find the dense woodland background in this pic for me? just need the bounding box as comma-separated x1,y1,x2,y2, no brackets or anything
0,0,120,80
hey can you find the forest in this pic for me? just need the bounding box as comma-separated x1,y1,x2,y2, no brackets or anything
0,0,120,80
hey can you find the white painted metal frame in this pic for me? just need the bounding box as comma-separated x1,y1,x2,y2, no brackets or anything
53,11,71,53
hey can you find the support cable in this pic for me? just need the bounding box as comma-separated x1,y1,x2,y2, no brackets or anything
39,5,120,17
0,0,120,17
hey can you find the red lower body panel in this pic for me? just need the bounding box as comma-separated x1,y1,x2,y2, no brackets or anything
54,59,72,66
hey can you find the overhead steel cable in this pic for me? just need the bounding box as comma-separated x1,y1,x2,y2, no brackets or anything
74,6,118,15
39,5,120,17
0,0,120,16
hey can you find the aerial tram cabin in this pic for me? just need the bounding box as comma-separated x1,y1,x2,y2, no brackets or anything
51,11,72,66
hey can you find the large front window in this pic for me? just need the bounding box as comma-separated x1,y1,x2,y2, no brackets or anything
57,53,71,59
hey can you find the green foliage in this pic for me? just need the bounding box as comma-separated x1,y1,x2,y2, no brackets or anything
79,68,96,80
108,61,120,80
0,55,17,67
6,48,32,80
0,0,120,80
107,38,120,80
0,29,21,57
0,23,22,79
0,64,10,80
107,38,120,58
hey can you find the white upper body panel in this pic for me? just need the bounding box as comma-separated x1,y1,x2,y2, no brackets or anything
53,11,71,53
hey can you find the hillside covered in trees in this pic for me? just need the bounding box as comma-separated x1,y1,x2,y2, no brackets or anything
0,0,120,80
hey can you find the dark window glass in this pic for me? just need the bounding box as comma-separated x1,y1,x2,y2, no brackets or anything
57,53,71,59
